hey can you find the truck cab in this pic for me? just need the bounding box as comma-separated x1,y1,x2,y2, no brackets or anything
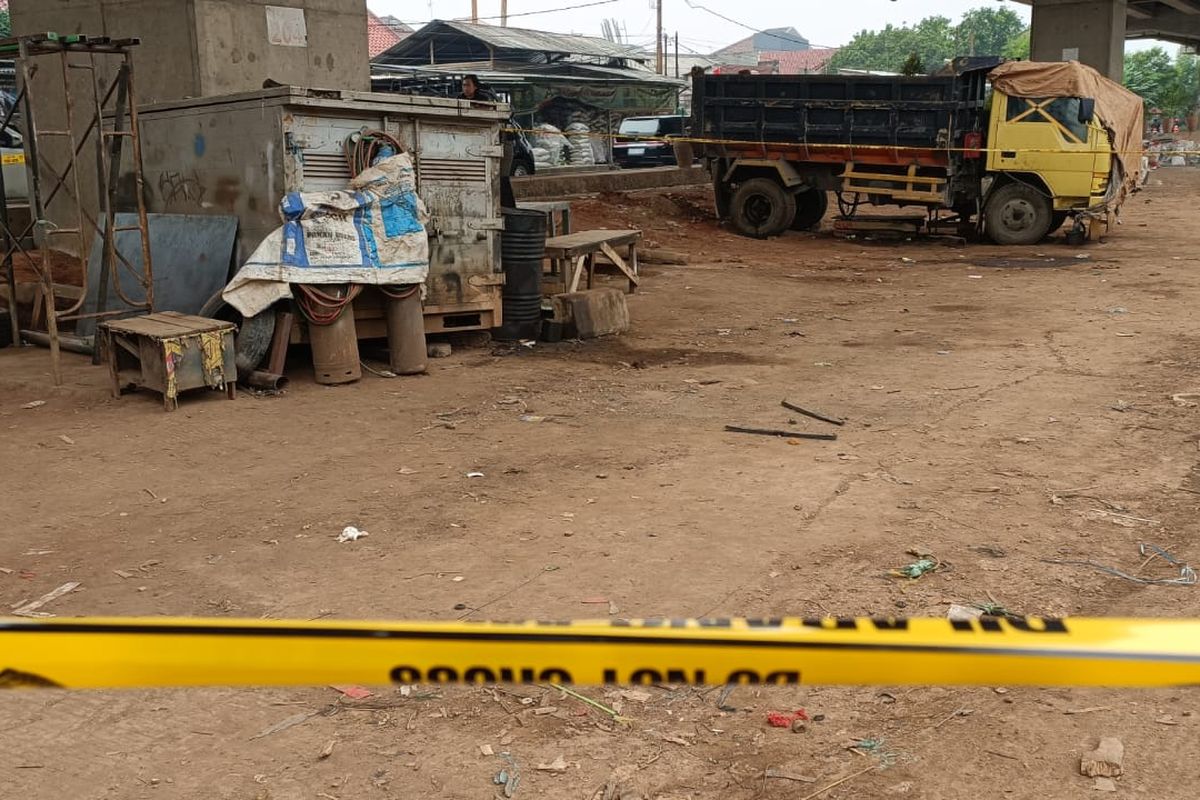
983,92,1112,243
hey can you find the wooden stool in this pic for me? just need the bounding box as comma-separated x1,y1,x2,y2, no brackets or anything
99,312,237,411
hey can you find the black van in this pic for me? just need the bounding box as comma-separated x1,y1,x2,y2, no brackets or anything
613,115,687,168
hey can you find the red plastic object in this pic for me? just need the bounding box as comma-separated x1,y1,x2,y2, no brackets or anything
767,709,809,727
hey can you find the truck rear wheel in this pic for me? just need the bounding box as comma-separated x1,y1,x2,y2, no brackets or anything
792,189,828,231
730,178,795,238
985,183,1053,246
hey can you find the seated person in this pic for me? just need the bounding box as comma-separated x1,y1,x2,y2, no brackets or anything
459,74,497,104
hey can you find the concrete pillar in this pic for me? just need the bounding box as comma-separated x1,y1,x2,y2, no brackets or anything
1030,0,1127,80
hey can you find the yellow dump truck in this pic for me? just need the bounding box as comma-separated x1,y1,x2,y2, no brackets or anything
691,57,1143,244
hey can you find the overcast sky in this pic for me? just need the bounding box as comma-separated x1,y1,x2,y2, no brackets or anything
366,0,1169,55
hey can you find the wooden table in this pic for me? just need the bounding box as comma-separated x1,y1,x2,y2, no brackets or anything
543,229,641,294
99,312,237,411
517,200,572,236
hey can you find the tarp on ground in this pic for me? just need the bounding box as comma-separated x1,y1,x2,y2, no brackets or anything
989,60,1144,210
223,153,429,317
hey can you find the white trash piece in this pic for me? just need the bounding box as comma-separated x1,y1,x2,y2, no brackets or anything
337,526,369,543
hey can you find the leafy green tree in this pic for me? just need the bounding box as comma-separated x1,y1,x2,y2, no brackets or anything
953,8,1026,57
829,16,953,73
1124,47,1178,111
829,9,1030,74
900,52,925,76
1168,51,1199,119
1002,30,1030,60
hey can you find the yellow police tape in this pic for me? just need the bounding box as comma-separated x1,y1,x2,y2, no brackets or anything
503,126,1184,158
3,616,1200,690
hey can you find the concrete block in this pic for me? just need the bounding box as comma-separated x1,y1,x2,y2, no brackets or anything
513,166,708,201
551,289,629,339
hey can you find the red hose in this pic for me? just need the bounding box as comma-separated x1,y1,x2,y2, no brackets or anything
296,284,363,326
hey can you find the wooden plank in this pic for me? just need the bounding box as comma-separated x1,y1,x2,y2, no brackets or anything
544,229,642,258
104,313,233,338
598,242,641,290
567,255,588,294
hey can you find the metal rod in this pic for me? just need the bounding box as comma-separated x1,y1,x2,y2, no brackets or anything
723,425,838,441
0,91,17,346
242,371,289,392
59,48,91,320
20,328,93,353
780,400,846,427
124,50,154,310
94,61,128,362
56,307,133,321
19,38,62,384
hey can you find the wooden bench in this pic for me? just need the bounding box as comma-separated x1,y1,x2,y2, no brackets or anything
543,229,641,295
98,312,237,411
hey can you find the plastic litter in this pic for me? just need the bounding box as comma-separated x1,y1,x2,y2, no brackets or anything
767,709,809,728
337,526,369,543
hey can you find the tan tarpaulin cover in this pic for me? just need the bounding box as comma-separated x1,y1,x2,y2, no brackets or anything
989,60,1144,209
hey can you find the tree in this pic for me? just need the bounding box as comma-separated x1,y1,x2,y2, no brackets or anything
1122,47,1199,122
828,16,954,74
828,10,1030,74
953,8,1026,58
0,11,10,38
900,53,924,76
1125,47,1178,111
1168,51,1200,119
1001,30,1030,61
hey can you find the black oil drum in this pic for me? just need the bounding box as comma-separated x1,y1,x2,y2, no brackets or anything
496,208,546,341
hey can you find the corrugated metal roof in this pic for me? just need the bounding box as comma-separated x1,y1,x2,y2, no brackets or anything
375,19,646,64
438,20,642,59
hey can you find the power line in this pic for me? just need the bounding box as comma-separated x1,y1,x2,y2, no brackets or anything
680,1,840,51
382,0,620,27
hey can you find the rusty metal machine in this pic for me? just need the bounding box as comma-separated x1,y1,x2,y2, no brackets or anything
133,87,507,337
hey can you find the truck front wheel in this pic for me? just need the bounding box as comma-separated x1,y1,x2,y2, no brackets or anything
984,183,1053,246
730,178,796,238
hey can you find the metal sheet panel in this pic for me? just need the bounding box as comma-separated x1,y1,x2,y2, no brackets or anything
76,213,239,338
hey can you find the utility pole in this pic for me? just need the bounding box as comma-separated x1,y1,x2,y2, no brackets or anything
471,0,478,23
656,0,663,75
674,31,679,78
501,0,508,26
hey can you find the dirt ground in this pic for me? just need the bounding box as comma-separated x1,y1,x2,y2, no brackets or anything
3,169,1200,799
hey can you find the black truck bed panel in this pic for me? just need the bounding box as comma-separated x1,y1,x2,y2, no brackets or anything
692,66,992,152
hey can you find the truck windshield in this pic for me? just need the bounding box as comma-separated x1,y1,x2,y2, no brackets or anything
619,119,662,136
1006,96,1089,143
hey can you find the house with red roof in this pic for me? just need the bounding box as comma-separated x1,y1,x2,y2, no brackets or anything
367,12,412,59
711,27,837,75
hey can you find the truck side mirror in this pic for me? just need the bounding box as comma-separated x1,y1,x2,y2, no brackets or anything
1079,98,1096,124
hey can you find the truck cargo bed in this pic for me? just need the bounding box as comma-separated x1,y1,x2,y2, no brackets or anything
691,59,995,160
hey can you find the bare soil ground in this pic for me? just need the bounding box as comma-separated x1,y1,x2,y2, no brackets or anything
3,169,1200,799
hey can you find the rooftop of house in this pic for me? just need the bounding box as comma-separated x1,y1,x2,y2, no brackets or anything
368,12,411,58
714,27,810,56
757,48,838,74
